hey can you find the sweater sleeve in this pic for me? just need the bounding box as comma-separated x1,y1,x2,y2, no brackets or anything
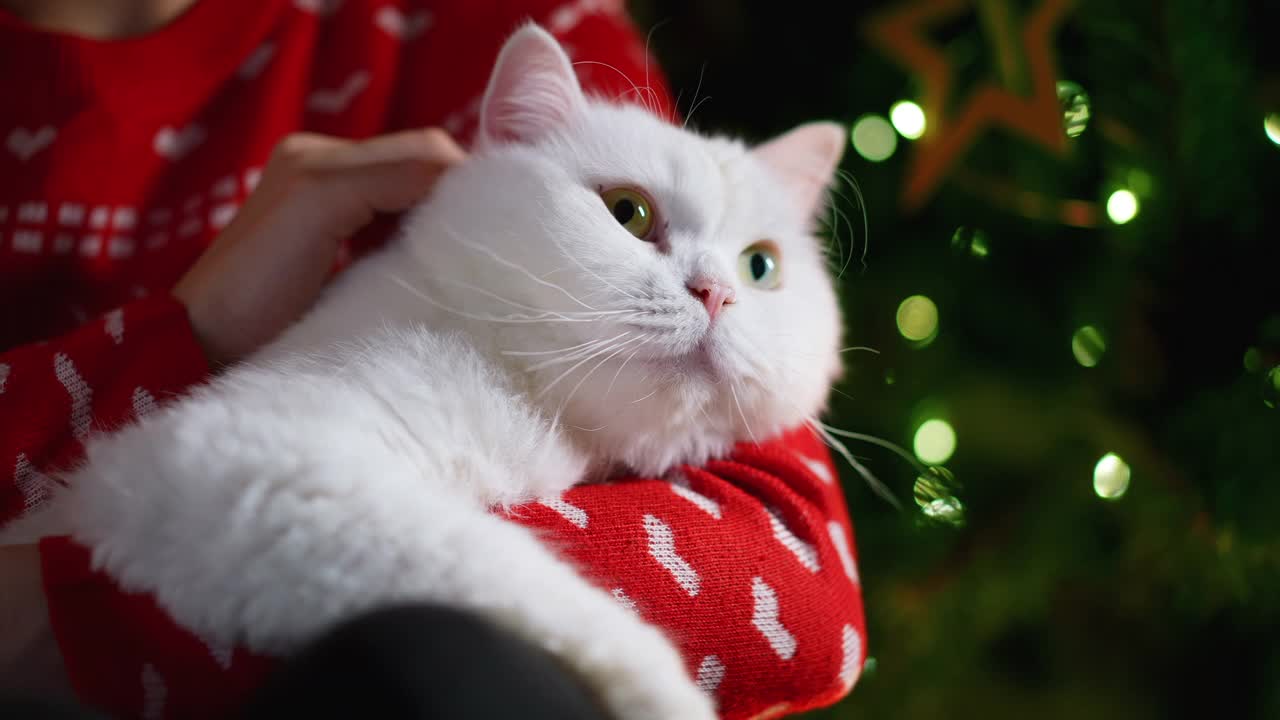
0,295,209,530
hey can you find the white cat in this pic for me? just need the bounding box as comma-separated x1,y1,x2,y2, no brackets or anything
21,24,846,720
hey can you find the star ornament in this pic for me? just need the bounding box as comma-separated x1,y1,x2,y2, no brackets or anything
866,0,1075,210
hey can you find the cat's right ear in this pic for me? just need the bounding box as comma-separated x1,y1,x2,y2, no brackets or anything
477,23,587,147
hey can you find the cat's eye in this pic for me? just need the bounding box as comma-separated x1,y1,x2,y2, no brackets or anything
601,188,655,240
738,243,781,289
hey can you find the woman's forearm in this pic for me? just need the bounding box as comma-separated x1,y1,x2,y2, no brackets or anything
0,544,70,697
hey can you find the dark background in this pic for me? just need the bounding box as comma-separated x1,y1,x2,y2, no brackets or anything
626,1,1280,717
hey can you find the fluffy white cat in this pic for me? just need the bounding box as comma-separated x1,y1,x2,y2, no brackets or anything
15,24,847,720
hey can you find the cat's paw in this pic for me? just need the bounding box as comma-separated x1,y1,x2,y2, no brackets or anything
568,620,718,720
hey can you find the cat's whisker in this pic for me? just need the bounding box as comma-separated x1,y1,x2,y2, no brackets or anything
683,62,708,130
604,341,649,402
831,168,869,277
556,334,651,416
817,420,931,477
383,272,620,325
502,336,622,358
536,333,644,400
435,276,628,319
806,418,903,510
841,346,880,354
630,386,660,405
729,382,759,446
439,226,602,311
523,332,632,372
572,60,657,116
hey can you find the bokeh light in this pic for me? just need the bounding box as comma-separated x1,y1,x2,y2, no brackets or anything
1056,81,1092,138
889,100,927,140
1071,326,1107,367
851,114,897,162
1265,113,1280,146
896,295,939,343
914,419,956,464
1243,347,1261,373
1093,453,1131,500
913,466,965,527
1106,189,1139,224
1264,366,1280,409
950,227,990,258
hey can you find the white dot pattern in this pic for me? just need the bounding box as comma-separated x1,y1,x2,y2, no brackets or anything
828,521,859,584
695,654,726,696
839,624,863,690
539,496,589,528
644,514,700,596
751,576,796,660
53,353,92,442
766,506,820,573
140,664,167,720
669,473,722,519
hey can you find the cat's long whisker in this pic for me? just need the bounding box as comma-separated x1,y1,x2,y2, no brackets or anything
806,418,903,510
523,332,632,372
604,341,649,402
383,272,620,325
817,421,932,477
832,168,869,277
502,336,621,358
435,276,629,319
440,226,600,311
630,386,660,405
841,346,881,354
683,62,708,130
730,382,759,446
572,60,656,116
536,333,644,400
558,334,651,420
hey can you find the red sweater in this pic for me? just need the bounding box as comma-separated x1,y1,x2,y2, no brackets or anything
0,1,867,718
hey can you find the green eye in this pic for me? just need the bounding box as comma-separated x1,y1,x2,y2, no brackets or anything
601,188,655,240
739,242,781,289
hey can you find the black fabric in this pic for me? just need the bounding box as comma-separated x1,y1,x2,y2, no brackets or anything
241,604,614,720
0,696,106,720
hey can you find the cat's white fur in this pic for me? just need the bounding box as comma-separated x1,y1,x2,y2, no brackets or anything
6,25,846,720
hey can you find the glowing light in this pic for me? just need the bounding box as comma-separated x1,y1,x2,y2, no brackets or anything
896,295,938,343
1056,81,1091,138
1264,366,1280,409
1243,347,1261,373
913,466,965,527
851,115,897,162
1093,453,1131,500
889,101,927,140
1071,326,1107,368
1266,113,1280,146
1106,190,1139,224
913,419,956,464
950,227,990,258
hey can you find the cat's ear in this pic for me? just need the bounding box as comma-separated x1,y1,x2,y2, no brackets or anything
753,122,847,219
478,23,587,146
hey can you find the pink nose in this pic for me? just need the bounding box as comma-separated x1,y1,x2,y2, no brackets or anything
688,276,736,322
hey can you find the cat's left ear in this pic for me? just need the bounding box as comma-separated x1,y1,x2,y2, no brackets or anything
753,122,847,219
478,23,587,147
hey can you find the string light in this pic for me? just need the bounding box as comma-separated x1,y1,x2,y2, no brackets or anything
851,114,897,162
1266,113,1280,146
1071,326,1107,368
913,419,956,464
896,295,939,344
889,100,927,140
1106,189,1139,224
1093,453,1131,500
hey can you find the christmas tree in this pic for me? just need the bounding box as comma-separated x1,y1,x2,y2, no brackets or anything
630,1,1280,717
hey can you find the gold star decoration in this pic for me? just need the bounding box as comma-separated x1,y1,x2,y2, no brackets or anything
866,0,1075,210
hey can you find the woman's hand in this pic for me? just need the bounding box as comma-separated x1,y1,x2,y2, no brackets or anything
173,128,466,367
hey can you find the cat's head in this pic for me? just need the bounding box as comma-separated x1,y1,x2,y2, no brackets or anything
406,24,845,475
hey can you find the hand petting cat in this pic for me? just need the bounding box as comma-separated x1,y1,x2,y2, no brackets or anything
173,128,466,367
